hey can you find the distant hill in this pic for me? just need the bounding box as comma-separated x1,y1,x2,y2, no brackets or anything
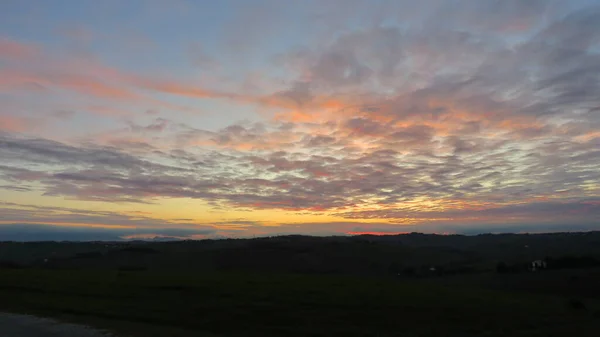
2,231,600,277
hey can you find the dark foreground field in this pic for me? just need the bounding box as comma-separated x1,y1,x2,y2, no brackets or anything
1,232,600,336
1,269,599,337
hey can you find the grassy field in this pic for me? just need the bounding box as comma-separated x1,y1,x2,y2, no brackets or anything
1,269,599,337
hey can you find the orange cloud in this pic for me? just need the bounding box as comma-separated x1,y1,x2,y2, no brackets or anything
574,131,600,142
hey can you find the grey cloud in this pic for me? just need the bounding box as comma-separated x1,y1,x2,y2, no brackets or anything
1,135,148,169
51,110,76,119
387,125,435,147
273,81,313,107
0,134,190,174
128,118,170,133
105,139,156,152
312,50,373,87
428,0,552,33
0,185,32,192
344,117,386,136
0,165,49,181
304,135,337,148
270,1,599,127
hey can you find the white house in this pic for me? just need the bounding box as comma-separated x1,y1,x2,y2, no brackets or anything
530,260,547,272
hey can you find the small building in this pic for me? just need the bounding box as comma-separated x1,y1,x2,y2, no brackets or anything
530,259,547,272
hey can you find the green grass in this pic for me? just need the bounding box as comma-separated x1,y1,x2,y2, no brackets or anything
0,269,598,337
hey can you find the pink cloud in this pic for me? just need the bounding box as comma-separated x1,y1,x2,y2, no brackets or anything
0,115,39,132
0,39,39,60
0,68,140,101
56,74,142,100
128,76,235,100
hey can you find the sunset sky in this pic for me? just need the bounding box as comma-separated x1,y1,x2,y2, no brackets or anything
1,0,599,240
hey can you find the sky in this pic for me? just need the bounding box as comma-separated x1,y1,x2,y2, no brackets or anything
1,0,599,241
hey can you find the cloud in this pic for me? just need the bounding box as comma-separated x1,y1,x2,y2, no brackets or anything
1,0,600,234
0,38,358,119
0,185,32,192
0,38,39,60
127,118,170,133
336,198,600,225
0,201,217,232
0,115,39,132
51,110,76,119
0,223,216,241
0,67,139,101
1,118,599,217
0,42,232,117
0,133,182,171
